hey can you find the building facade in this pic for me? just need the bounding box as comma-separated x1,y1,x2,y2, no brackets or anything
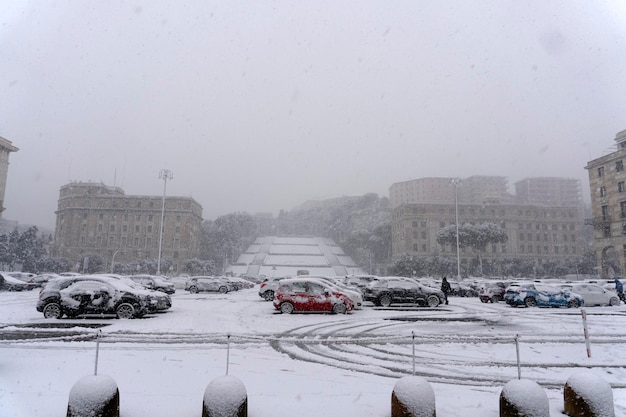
390,176,587,276
52,182,203,272
514,177,582,207
585,129,626,276
0,136,18,216
392,202,584,273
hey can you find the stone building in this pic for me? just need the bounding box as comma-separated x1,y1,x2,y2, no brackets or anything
390,176,587,276
585,129,626,276
392,202,584,274
0,136,18,217
52,182,203,272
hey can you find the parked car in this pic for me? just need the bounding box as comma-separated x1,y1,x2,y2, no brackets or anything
36,278,151,319
258,276,288,301
127,274,176,294
0,272,38,291
272,277,354,314
504,283,583,308
478,281,507,303
301,275,364,309
363,276,445,307
118,278,172,312
564,283,620,307
342,275,378,294
185,276,232,294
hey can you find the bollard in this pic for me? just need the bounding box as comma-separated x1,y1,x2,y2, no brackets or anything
202,375,247,417
391,376,436,417
564,370,614,417
67,374,119,417
500,379,548,417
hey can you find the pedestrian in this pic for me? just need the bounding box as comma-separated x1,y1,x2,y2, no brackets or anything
615,277,624,301
441,276,451,305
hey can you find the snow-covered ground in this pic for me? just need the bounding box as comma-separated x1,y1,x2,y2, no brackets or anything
1,286,625,417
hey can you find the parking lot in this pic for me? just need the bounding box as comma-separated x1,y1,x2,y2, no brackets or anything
1,285,626,416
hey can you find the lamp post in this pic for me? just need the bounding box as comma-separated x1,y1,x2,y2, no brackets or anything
157,169,173,275
450,178,462,281
110,249,121,273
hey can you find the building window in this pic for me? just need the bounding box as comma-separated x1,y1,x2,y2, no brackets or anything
621,201,626,218
135,225,140,233
109,225,115,232
413,243,418,251
148,215,154,221
97,224,103,232
602,205,610,221
147,225,153,233
122,225,128,232
617,160,624,172
600,186,607,197
598,166,605,177
619,182,625,192
175,226,180,233
146,237,152,247
603,224,611,237
134,237,139,246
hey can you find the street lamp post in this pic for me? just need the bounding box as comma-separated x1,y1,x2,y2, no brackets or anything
450,178,462,281
157,169,173,275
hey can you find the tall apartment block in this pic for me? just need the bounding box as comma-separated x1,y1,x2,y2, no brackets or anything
585,129,626,276
52,182,203,272
0,136,18,216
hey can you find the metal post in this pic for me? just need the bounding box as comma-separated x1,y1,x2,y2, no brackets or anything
581,309,591,358
94,330,102,375
450,178,462,281
157,169,173,275
110,249,120,273
514,334,521,379
412,331,415,375
226,334,231,375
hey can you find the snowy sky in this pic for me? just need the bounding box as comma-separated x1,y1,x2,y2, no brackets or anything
1,1,626,229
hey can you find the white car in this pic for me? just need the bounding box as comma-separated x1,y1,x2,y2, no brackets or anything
567,283,620,307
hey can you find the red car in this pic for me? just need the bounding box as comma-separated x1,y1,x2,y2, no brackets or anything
273,278,354,314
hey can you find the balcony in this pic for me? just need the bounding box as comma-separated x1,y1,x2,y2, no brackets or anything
584,216,611,229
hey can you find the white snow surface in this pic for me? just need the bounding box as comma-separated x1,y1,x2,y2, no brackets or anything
1,287,625,417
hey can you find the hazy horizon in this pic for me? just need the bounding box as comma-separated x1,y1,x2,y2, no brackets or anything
1,1,625,229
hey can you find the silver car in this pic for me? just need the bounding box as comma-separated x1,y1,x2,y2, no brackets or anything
185,276,232,294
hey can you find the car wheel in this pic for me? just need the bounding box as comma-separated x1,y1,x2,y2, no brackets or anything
332,303,347,314
567,299,579,308
378,294,392,307
427,295,440,307
609,297,620,306
218,286,228,294
480,298,488,303
188,286,199,294
43,302,63,319
491,295,500,303
116,303,135,319
280,302,294,314
263,290,275,301
524,297,537,307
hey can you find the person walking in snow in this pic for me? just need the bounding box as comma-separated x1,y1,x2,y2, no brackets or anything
441,276,451,305
615,277,624,302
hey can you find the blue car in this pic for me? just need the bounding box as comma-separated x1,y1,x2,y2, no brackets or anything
504,283,583,308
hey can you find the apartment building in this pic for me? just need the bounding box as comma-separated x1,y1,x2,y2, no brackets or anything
585,129,626,276
390,176,586,275
0,136,18,216
52,182,203,271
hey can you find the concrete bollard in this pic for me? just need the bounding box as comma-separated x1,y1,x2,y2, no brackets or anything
67,374,119,417
564,370,614,417
500,379,549,417
202,375,247,417
391,376,436,417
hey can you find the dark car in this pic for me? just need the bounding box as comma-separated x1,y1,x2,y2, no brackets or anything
127,274,176,294
363,276,445,307
272,277,353,314
36,279,151,319
185,276,232,294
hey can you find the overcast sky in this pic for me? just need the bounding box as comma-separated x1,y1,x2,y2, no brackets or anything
1,1,626,229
